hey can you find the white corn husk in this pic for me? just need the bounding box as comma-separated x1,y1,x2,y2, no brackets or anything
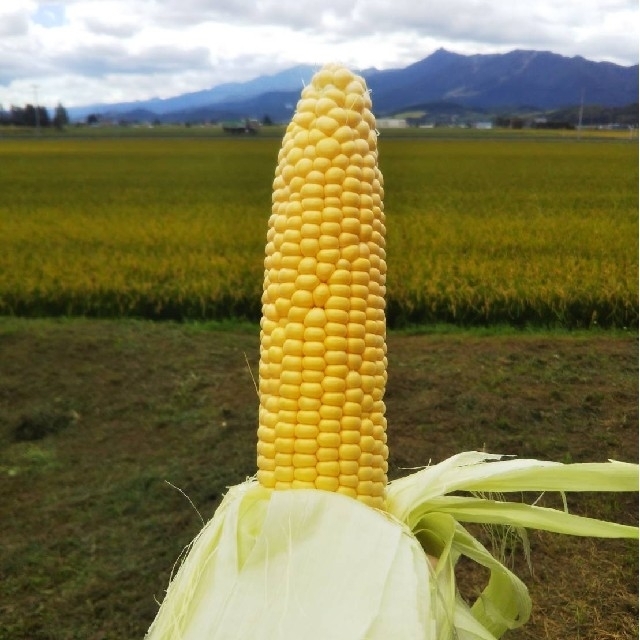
146,453,638,640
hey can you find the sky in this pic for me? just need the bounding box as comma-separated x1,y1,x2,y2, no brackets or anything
1,0,638,110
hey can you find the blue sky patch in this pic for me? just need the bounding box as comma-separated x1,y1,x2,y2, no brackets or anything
32,3,66,28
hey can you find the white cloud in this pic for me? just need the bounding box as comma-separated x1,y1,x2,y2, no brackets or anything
50,42,211,76
0,11,31,37
0,0,636,109
149,0,350,29
81,16,139,38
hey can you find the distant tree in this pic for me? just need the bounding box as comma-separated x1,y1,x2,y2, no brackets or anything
24,104,37,126
53,103,69,129
262,114,273,126
39,106,50,127
86,114,99,125
4,104,50,127
10,106,26,126
21,104,50,128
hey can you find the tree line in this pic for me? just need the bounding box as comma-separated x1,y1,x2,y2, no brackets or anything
0,103,70,129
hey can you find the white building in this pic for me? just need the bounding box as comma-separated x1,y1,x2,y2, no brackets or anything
376,118,408,128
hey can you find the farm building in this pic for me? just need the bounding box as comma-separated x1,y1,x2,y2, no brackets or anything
376,118,408,128
221,119,260,134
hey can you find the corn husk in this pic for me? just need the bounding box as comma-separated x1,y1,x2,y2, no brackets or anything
146,453,638,640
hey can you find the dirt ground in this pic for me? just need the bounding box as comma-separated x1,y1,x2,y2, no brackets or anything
0,319,637,639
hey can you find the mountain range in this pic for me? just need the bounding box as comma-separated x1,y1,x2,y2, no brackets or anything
68,49,638,123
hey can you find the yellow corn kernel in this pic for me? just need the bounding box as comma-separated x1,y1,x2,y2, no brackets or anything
316,449,339,464
343,400,363,416
319,405,342,420
294,466,318,483
357,480,375,497
294,439,319,455
302,356,325,372
258,469,276,488
341,430,361,445
322,392,346,407
303,342,325,357
321,376,346,393
274,422,295,439
339,460,360,475
291,479,315,489
297,410,320,425
275,467,295,483
324,350,348,366
295,423,319,439
292,453,316,468
315,475,340,491
298,396,322,411
275,437,295,454
300,382,323,399
339,443,361,461
257,455,276,471
357,465,374,481
317,432,341,448
257,441,275,458
339,474,359,489
274,452,293,467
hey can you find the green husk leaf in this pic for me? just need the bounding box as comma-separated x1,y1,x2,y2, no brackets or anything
384,452,639,638
450,521,531,638
412,512,458,639
414,495,639,539
414,511,531,639
452,598,505,640
387,452,638,523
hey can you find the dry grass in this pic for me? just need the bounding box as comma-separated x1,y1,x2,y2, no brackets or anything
1,137,637,327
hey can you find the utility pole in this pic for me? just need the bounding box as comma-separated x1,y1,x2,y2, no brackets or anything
577,88,584,140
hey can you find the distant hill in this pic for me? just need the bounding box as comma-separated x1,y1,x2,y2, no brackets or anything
68,49,638,124
365,49,637,113
68,65,317,121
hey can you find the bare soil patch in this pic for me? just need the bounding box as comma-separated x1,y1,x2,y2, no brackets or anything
0,319,637,639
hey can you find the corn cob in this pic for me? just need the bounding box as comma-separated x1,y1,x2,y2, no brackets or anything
257,64,388,509
146,64,639,640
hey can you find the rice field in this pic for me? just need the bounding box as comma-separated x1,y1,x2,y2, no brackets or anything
0,134,637,327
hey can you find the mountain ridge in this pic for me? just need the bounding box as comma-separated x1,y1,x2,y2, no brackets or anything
68,49,638,123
